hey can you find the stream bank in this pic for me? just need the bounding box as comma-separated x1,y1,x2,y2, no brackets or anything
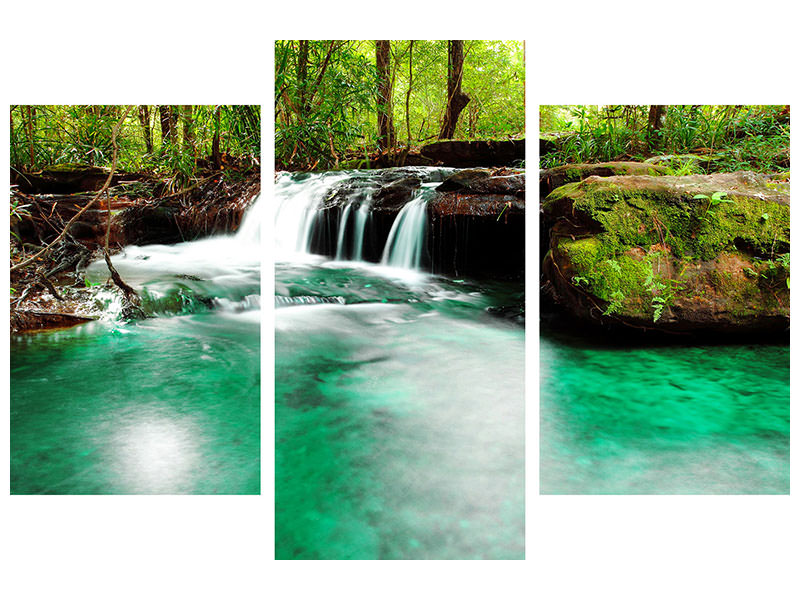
10,163,260,333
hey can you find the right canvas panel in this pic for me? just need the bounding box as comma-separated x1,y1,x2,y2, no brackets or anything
539,105,790,494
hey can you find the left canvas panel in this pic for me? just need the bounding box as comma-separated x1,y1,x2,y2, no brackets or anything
10,105,261,494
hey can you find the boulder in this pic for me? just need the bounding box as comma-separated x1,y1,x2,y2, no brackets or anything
420,139,524,168
539,161,668,198
542,171,789,335
437,167,525,195
11,164,128,194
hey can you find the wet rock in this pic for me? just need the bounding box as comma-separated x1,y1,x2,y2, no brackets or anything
427,169,525,278
437,168,525,195
372,177,423,211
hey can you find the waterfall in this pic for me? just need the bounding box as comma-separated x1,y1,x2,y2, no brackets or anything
351,190,374,261
334,203,353,260
274,172,347,257
274,169,451,272
352,205,370,261
381,186,435,270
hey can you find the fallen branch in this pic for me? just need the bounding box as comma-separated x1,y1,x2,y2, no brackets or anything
101,106,140,305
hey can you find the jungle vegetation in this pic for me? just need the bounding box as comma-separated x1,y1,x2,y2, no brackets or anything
540,105,790,174
10,105,261,184
275,40,525,171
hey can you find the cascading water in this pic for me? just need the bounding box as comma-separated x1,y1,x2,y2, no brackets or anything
275,172,348,258
275,168,524,559
351,192,373,261
86,195,262,315
334,202,354,260
380,185,435,270
11,195,262,495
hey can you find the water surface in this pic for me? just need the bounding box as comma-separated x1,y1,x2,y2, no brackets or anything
276,261,524,559
540,321,789,494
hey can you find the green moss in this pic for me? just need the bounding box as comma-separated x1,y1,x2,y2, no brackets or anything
559,180,789,262
44,163,107,174
558,237,669,318
558,237,600,272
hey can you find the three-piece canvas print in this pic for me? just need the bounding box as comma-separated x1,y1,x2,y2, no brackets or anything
8,42,789,560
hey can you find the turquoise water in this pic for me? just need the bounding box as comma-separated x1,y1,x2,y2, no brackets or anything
11,198,261,495
540,324,789,494
11,313,260,494
276,260,525,559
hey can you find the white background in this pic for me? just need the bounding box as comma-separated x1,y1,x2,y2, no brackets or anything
1,2,797,598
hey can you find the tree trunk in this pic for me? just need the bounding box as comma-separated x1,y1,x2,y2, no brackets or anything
376,40,395,151
647,105,666,149
26,106,35,170
212,105,222,170
297,40,310,118
182,105,195,154
138,105,153,154
439,40,470,140
406,40,414,144
159,105,177,149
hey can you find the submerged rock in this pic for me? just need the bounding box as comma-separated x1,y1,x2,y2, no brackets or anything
542,171,789,335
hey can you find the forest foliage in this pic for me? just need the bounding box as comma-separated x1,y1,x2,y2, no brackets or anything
275,40,525,171
540,105,790,173
10,105,261,181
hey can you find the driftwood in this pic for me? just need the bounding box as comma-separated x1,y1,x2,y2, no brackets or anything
11,310,96,333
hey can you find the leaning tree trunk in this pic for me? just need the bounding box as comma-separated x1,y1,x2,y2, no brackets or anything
406,40,414,145
439,40,470,140
376,40,395,151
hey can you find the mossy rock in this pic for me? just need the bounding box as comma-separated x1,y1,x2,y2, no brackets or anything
540,161,668,197
42,163,110,176
16,163,113,194
542,171,789,334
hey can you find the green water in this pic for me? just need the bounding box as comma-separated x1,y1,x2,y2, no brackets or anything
276,261,525,559
11,311,260,495
540,323,789,494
